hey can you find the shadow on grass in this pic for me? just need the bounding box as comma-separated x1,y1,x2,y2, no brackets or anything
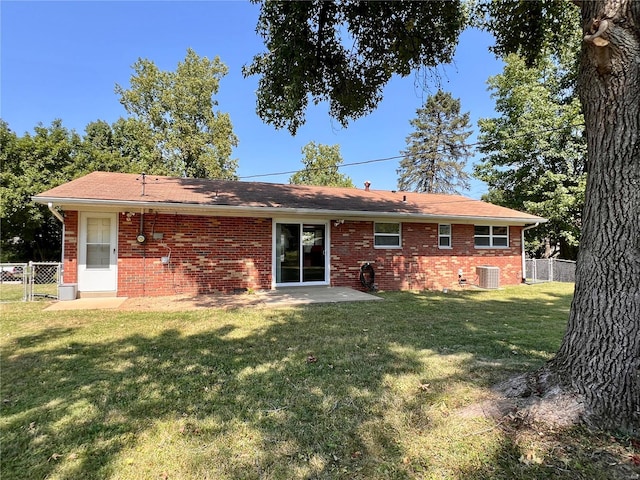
1,286,589,479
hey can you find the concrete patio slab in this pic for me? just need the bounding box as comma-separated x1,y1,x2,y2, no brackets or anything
258,286,381,307
44,296,128,311
42,287,381,311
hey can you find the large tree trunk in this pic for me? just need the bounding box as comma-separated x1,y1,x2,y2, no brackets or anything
545,0,640,434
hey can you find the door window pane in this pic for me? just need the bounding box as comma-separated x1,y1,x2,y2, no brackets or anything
276,224,299,283
276,223,326,283
87,245,110,268
303,225,325,282
86,217,111,269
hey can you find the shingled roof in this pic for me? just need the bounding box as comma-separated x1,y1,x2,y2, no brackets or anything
34,171,545,224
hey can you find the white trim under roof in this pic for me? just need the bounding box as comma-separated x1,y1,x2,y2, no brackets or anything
33,196,547,226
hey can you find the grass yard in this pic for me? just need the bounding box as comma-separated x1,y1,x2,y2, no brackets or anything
1,283,638,479
0,282,26,302
0,282,58,303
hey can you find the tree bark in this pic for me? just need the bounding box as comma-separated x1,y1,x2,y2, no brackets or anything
546,0,640,434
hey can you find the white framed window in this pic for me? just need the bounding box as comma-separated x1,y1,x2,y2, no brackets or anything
474,225,509,247
374,222,401,248
438,224,452,248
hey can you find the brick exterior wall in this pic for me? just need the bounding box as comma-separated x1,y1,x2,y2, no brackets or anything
63,211,524,297
61,210,78,284
330,221,523,291
116,214,272,297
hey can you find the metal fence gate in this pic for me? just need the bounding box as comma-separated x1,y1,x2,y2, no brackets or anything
0,262,61,301
525,258,576,283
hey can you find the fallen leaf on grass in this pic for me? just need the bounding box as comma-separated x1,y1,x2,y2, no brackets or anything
519,451,543,465
418,383,430,392
306,355,317,363
48,453,62,462
438,402,450,416
178,423,201,435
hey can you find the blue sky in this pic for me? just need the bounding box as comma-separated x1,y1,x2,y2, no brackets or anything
1,1,503,198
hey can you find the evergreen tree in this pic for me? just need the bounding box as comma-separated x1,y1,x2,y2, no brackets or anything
397,90,472,194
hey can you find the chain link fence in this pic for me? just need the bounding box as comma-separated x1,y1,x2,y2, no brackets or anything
0,263,28,301
525,258,576,283
28,262,61,300
0,262,61,302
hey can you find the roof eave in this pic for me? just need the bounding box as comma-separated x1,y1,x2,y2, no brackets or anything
33,196,547,226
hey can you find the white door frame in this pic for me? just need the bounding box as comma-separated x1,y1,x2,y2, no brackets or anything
78,212,118,293
272,220,330,288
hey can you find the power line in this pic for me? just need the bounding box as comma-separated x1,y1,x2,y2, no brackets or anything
239,154,404,180
238,122,585,181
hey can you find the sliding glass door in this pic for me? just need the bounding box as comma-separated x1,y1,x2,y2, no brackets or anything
276,223,301,284
275,222,327,285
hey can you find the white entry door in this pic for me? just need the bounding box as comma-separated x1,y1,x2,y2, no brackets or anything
78,212,117,293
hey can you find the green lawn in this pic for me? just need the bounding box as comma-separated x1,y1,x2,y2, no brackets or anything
0,282,26,302
0,282,57,302
1,283,637,479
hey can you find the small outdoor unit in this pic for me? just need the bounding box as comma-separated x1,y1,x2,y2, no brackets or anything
476,266,500,289
58,283,78,301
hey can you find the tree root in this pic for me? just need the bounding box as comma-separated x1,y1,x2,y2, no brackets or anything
456,367,586,429
492,367,586,429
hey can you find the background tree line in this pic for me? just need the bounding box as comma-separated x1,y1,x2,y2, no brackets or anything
1,49,238,262
2,42,586,265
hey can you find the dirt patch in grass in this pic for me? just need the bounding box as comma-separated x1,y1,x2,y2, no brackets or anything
457,391,640,480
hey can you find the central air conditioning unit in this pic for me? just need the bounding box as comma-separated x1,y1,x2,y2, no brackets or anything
476,265,500,289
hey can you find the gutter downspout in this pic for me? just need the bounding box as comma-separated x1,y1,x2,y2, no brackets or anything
48,202,64,223
521,223,539,283
48,203,65,282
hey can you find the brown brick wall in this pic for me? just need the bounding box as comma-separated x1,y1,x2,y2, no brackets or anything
329,221,523,291
116,213,272,296
61,210,78,284
63,211,524,297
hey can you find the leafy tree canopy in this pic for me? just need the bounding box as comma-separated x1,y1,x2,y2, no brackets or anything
76,119,169,175
290,141,354,187
397,90,472,194
244,0,466,134
474,52,586,259
0,120,80,261
116,48,238,179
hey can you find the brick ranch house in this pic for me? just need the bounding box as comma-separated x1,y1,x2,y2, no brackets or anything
33,171,545,298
